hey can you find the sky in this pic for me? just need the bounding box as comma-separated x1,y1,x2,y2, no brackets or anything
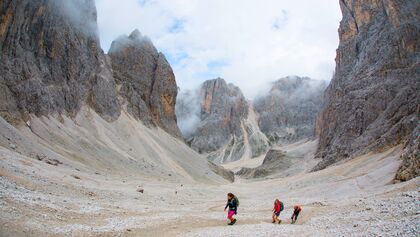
96,0,342,99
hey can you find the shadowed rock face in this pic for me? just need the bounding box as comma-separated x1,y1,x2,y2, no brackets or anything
0,0,182,139
108,30,182,138
0,0,120,123
314,0,420,177
254,76,327,145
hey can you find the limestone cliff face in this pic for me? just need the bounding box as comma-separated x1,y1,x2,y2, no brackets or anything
315,0,420,178
254,76,327,145
0,0,182,139
196,78,248,153
0,0,120,123
108,30,182,138
176,78,269,163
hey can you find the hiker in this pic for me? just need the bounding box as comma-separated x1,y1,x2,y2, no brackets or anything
272,199,283,224
291,204,302,224
224,193,238,225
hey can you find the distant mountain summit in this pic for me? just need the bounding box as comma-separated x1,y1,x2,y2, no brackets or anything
177,78,269,163
176,76,326,164
255,76,327,144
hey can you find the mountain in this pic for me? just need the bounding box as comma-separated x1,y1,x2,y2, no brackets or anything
0,0,120,123
314,0,420,180
254,76,327,144
176,78,269,163
108,30,182,138
176,76,326,164
0,0,182,139
0,0,228,182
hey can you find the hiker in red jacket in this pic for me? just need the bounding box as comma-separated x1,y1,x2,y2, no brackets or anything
272,199,283,224
291,204,302,224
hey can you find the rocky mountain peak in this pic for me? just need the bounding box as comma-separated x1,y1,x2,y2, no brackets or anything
177,78,270,163
129,29,142,39
255,76,327,144
0,0,183,139
199,78,248,123
108,29,182,138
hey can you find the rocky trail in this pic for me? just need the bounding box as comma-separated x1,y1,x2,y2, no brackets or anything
1,136,418,236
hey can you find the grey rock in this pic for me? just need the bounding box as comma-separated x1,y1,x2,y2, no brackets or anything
207,161,235,182
395,122,420,181
247,122,270,157
177,76,325,164
192,78,248,153
0,0,120,123
0,1,183,139
177,78,247,154
177,78,269,163
254,76,327,145
314,0,420,177
236,149,293,179
8,143,16,150
108,30,182,138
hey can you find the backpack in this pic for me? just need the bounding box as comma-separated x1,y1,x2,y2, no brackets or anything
234,196,239,207
280,201,284,211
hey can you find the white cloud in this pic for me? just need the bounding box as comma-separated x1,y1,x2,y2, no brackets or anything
96,0,341,98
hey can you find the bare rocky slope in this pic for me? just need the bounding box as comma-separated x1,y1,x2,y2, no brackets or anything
0,0,228,181
314,0,420,180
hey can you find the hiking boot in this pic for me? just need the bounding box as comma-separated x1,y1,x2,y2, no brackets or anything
278,220,282,224
272,220,276,223
232,219,236,225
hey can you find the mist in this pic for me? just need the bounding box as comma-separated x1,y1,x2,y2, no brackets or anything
176,88,202,138
54,0,99,39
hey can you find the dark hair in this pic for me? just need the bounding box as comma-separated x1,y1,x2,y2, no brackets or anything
227,193,234,199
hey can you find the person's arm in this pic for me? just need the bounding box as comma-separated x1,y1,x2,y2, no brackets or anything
224,202,228,211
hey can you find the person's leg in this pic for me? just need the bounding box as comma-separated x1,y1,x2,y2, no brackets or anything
272,213,276,223
294,211,300,221
276,212,281,223
291,213,296,223
228,210,234,224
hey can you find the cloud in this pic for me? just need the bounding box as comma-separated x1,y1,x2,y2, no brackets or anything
175,89,201,137
96,0,341,99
